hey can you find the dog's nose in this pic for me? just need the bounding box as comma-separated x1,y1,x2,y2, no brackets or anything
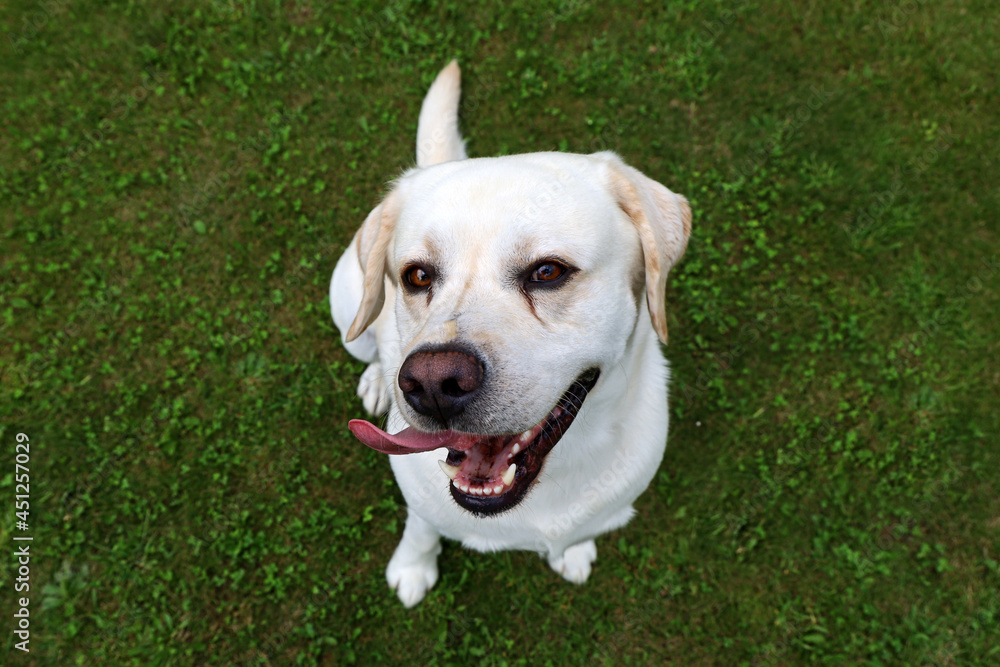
398,347,484,425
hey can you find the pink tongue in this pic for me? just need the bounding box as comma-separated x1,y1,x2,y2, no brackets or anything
349,419,476,455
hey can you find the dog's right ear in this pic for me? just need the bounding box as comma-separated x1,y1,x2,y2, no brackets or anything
344,190,401,342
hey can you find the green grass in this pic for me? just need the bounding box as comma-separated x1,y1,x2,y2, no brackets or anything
2,0,998,664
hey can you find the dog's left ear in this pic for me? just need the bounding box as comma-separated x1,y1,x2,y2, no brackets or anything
598,152,691,344
345,190,402,342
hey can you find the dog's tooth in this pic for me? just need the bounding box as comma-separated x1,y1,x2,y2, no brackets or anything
483,486,493,496
438,460,459,480
460,483,470,493
520,430,533,443
511,443,521,456
502,464,516,487
493,484,503,494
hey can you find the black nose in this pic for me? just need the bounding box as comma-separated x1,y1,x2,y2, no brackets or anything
398,346,484,425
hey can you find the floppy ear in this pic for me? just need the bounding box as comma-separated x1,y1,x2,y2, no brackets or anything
344,190,401,342
599,152,692,344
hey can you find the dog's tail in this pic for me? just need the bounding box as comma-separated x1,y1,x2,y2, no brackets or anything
416,60,467,168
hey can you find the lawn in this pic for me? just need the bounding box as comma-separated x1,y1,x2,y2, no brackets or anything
1,0,998,664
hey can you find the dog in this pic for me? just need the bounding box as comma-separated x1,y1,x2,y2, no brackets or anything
330,60,691,607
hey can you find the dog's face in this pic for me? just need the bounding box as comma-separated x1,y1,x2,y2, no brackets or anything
391,155,643,434
346,151,690,515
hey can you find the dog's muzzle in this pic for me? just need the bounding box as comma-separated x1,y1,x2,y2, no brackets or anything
348,369,601,516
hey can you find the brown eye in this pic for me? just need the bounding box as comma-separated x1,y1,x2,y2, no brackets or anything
404,265,433,289
530,262,565,283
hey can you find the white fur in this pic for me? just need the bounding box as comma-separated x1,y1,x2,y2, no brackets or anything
330,61,690,607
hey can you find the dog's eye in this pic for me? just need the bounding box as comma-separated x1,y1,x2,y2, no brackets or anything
403,265,433,289
529,262,566,284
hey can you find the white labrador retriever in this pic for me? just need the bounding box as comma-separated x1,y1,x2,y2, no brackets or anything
330,61,691,607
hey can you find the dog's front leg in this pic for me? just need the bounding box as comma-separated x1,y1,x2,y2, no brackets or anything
386,511,442,608
355,361,391,416
547,539,598,585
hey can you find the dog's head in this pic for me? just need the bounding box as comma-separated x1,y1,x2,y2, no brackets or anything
346,151,690,515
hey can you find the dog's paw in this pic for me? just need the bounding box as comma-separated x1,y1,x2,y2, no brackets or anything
386,555,439,609
548,540,598,585
357,362,390,416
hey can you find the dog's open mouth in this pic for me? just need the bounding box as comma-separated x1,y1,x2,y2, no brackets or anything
349,369,600,516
